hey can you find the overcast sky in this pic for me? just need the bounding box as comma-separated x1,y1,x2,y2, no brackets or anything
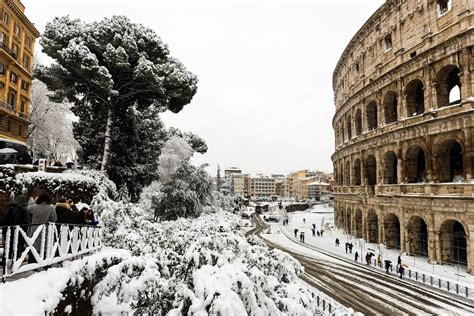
24,0,383,176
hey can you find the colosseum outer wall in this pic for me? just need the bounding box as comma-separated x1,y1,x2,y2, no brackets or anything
332,0,474,273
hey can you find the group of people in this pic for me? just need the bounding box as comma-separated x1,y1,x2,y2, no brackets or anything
1,191,98,264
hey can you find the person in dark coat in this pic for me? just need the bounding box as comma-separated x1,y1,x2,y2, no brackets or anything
399,265,405,279
335,238,340,246
385,260,393,274
354,251,359,262
55,197,80,224
345,242,349,253
311,228,315,237
1,194,30,259
294,228,299,238
300,231,305,243
349,243,353,254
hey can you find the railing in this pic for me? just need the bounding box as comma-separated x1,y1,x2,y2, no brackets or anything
0,99,30,120
1,223,102,281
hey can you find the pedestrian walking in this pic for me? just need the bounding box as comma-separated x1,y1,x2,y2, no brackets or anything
384,260,392,274
399,265,405,279
354,251,359,261
300,231,305,243
311,228,315,237
317,230,320,237
377,254,381,268
320,229,324,236
349,243,353,254
303,218,306,224
312,223,316,231
294,228,299,238
335,238,340,246
345,243,349,254
366,253,372,266
397,254,402,273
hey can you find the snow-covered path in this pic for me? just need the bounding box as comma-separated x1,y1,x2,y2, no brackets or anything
250,213,474,315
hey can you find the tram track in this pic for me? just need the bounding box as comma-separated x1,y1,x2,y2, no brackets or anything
248,212,474,315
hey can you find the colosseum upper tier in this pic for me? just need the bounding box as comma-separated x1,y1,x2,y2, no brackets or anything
332,0,474,273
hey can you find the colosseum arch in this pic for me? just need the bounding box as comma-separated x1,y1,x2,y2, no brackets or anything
353,158,362,185
355,109,362,136
405,79,425,117
383,91,398,124
440,219,468,266
346,115,352,140
344,160,351,186
346,207,352,234
435,64,461,107
435,139,464,182
366,101,378,131
365,155,377,185
354,209,363,238
405,145,426,183
383,151,398,184
367,210,378,243
406,215,429,257
384,213,401,249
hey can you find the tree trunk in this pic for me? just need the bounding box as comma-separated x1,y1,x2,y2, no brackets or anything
100,101,116,173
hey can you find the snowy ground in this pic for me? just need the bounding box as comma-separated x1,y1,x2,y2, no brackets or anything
265,204,474,289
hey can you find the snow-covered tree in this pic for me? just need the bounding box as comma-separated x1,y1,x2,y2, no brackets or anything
35,15,198,173
28,80,80,162
167,127,208,154
216,164,222,192
157,136,193,183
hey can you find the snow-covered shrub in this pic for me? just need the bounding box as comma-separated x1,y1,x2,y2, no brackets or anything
158,136,194,183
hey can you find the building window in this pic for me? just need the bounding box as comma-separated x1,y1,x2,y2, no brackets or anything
21,79,29,91
0,32,6,47
0,64,5,75
18,124,23,136
20,97,26,113
14,23,20,37
26,36,32,48
7,119,12,132
355,62,360,74
22,54,30,69
8,90,16,107
437,0,452,16
384,34,392,52
11,44,18,59
10,72,17,84
2,10,8,25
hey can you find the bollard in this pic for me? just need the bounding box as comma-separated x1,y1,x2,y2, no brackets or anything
317,296,320,307
409,270,411,278
466,287,469,298
430,276,433,286
422,274,425,283
329,303,332,313
439,279,441,288
447,281,450,292
456,284,459,294
415,271,418,281
323,300,326,311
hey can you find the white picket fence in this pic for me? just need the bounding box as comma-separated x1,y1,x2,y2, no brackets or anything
1,223,102,280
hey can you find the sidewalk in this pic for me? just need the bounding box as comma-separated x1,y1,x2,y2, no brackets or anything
277,205,474,291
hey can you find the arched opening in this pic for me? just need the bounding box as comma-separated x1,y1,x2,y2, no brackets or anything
346,209,352,234
383,91,398,124
341,123,345,143
407,216,429,257
344,160,350,186
436,65,461,107
367,210,378,243
346,116,352,140
353,159,362,185
437,140,464,182
355,109,362,136
354,209,363,238
384,213,400,249
405,145,426,183
366,155,377,185
366,101,378,131
440,220,467,266
383,151,398,184
405,79,425,116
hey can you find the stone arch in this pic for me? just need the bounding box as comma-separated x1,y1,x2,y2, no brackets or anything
383,91,398,124
367,210,378,243
346,207,352,234
344,160,351,186
355,109,362,136
384,213,401,249
383,151,398,184
346,114,352,140
365,155,377,185
435,64,461,107
406,216,429,257
354,209,363,238
435,139,464,182
405,79,425,116
405,145,426,183
366,101,378,130
440,219,468,266
353,158,362,185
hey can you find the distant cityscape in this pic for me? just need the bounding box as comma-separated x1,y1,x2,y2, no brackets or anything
217,167,334,201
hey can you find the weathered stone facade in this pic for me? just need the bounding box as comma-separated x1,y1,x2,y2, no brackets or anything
332,0,474,273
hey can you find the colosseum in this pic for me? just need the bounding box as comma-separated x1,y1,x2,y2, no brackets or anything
332,0,474,273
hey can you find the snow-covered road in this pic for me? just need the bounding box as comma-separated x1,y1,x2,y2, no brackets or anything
250,213,474,315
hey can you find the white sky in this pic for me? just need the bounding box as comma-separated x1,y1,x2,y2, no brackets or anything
23,0,384,176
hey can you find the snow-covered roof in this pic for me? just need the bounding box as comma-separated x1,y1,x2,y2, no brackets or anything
308,181,330,186
0,148,17,154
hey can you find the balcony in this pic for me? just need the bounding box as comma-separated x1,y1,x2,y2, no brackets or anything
0,99,29,121
334,183,474,199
